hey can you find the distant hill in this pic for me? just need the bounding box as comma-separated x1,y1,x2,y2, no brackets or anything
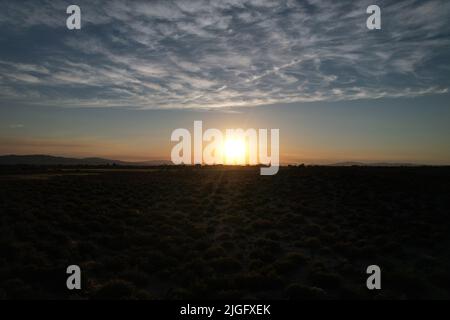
329,161,421,167
0,155,431,167
0,155,172,166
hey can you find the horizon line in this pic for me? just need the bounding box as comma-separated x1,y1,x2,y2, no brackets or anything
1,154,449,167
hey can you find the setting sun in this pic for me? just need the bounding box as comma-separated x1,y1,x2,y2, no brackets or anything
223,138,246,165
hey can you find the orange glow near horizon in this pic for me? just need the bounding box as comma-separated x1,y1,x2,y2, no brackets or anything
223,138,247,165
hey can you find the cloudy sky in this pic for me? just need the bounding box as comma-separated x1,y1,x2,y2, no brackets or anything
0,0,449,163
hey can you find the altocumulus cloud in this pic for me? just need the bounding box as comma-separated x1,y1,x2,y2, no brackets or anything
0,0,449,109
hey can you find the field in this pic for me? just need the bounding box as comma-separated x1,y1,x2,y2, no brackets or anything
1,166,450,299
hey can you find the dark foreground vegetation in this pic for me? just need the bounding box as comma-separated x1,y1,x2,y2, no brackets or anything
1,165,449,299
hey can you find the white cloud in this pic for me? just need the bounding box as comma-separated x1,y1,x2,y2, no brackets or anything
0,0,448,109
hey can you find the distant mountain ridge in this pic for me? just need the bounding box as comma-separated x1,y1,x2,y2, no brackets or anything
328,161,421,167
0,155,433,167
0,155,172,166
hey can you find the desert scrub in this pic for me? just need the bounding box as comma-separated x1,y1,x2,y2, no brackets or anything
91,279,137,299
210,257,242,274
308,271,342,290
273,252,308,273
204,245,227,259
254,238,281,253
119,270,150,287
249,248,278,263
284,283,327,299
304,237,321,249
251,219,273,230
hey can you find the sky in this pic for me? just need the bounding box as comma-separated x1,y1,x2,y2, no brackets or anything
0,0,449,164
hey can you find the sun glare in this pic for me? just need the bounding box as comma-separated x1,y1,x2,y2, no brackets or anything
224,138,246,165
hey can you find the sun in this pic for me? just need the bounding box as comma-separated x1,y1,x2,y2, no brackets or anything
223,138,246,165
